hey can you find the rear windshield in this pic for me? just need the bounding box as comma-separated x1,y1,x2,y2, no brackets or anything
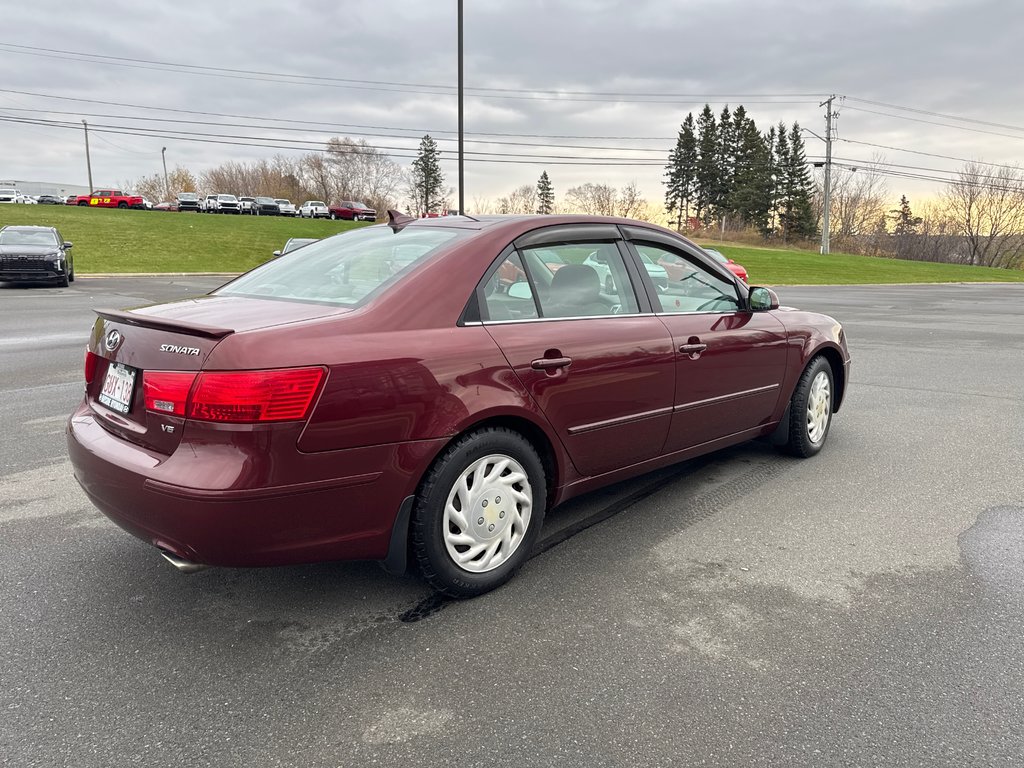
216,225,469,306
0,229,58,247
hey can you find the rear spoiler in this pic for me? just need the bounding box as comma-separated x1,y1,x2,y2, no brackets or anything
94,308,234,340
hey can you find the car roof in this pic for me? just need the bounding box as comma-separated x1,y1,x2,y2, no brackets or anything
1,225,58,233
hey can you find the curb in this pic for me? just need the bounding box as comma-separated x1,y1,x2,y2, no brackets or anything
77,273,240,278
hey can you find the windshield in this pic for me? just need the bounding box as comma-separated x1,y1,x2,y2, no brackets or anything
256,197,275,204
217,225,469,306
275,199,291,205
218,195,238,202
179,193,198,201
0,229,58,247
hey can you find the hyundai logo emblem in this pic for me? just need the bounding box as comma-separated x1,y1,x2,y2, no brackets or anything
104,329,122,352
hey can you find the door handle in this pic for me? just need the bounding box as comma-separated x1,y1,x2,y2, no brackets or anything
531,356,572,371
679,343,707,354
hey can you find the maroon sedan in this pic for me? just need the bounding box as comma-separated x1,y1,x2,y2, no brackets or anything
67,213,850,597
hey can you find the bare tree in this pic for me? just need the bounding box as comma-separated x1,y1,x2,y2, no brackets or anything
940,161,1024,268
564,183,617,215
471,195,497,214
617,181,648,219
497,184,535,214
816,156,889,249
299,153,336,202
326,138,403,212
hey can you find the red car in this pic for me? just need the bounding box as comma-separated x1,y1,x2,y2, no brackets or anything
67,213,850,597
703,248,749,282
328,201,377,221
72,189,146,210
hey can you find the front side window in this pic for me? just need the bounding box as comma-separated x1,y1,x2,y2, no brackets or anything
635,244,740,313
217,225,469,306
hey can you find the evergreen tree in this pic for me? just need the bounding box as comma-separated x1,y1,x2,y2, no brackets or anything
728,112,773,234
773,121,793,240
890,195,921,235
536,171,555,214
694,104,720,225
663,113,697,230
785,123,817,239
411,135,445,215
716,105,736,218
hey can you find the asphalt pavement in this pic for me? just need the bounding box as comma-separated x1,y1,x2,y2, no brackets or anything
1,277,1023,767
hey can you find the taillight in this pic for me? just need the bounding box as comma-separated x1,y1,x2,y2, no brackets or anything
188,367,325,423
143,371,198,416
84,349,100,384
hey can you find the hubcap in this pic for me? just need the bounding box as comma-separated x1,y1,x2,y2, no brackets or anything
442,453,532,573
806,371,831,444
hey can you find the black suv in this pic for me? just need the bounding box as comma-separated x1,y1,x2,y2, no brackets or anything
0,225,74,286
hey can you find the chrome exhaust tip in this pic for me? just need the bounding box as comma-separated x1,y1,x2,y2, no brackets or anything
159,549,208,574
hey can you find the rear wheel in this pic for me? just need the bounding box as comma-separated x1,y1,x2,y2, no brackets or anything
330,212,338,220
778,356,834,458
117,202,128,209
412,428,546,598
77,201,88,206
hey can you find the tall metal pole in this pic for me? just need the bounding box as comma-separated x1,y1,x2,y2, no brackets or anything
457,0,465,215
82,120,94,191
161,147,169,200
820,95,835,254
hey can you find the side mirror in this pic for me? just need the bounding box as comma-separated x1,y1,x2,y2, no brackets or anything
63,242,73,249
507,281,533,300
272,250,282,258
749,286,779,311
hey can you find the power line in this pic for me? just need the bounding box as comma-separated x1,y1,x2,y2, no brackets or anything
837,137,1022,172
843,105,1024,142
0,43,823,105
845,96,1024,134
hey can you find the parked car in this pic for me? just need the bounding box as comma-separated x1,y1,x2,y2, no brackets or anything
275,199,297,217
73,190,146,209
272,237,319,258
203,194,218,212
0,187,22,204
328,201,377,221
140,197,154,210
154,202,178,212
703,248,749,282
298,200,329,219
16,194,38,205
65,195,78,205
66,214,849,598
252,197,280,216
0,225,74,286
584,249,668,292
176,192,202,213
212,194,241,214
36,194,65,205
238,196,256,215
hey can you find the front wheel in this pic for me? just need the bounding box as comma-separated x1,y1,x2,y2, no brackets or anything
778,356,834,458
411,428,546,598
330,212,337,220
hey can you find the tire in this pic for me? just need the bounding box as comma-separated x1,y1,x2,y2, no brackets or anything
330,212,337,220
77,201,88,206
117,202,128,209
57,272,69,288
69,262,75,282
605,275,615,293
412,427,547,598
778,356,834,458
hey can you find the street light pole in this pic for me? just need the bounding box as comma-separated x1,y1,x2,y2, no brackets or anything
82,120,94,191
161,147,169,200
457,0,465,215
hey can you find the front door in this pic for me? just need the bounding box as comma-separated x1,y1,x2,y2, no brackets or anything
630,242,789,453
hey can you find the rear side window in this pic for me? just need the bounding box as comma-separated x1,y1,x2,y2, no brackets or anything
482,252,539,321
217,226,469,306
522,242,640,319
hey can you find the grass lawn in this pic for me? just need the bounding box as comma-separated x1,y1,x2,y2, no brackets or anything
2,205,1022,284
698,241,1024,285
0,205,365,273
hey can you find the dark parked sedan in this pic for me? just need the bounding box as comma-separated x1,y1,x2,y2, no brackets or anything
0,225,74,285
67,213,850,597
36,194,65,205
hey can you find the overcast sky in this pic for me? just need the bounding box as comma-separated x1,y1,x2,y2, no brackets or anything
2,0,1022,210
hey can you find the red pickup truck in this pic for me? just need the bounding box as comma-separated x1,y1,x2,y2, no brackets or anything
71,189,146,209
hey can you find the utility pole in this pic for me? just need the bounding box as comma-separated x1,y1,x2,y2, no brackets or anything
82,120,94,191
161,147,169,200
457,0,465,215
819,94,836,254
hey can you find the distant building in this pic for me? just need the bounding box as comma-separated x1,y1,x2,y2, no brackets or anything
0,180,91,197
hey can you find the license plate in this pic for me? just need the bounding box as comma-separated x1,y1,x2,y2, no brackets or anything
98,362,137,414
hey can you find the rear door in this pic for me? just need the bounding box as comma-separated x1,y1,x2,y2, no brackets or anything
479,226,675,477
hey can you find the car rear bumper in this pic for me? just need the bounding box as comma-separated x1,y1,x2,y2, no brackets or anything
67,401,446,567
